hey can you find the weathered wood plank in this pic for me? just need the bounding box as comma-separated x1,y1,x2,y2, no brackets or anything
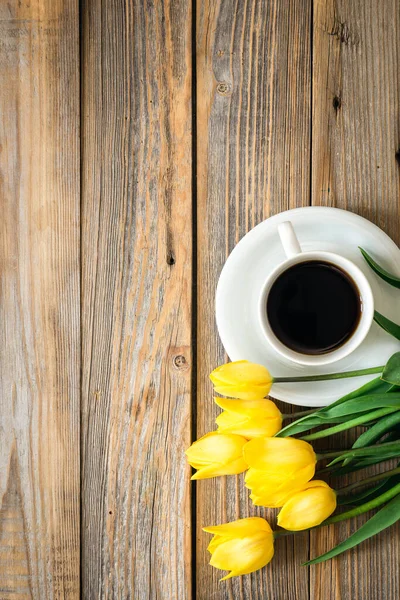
0,1,80,598
196,1,311,598
81,0,193,597
311,1,400,598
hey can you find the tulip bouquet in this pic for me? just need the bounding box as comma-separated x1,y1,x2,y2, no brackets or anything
186,248,400,580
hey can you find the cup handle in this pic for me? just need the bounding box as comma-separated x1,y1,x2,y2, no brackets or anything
278,221,302,258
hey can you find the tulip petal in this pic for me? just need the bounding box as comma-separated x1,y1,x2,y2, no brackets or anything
245,468,291,489
248,476,307,508
209,361,248,385
245,464,316,490
186,431,249,479
214,398,278,414
218,418,281,439
219,571,238,581
301,479,331,490
203,517,271,537
213,383,272,401
191,456,247,480
209,532,274,578
210,361,273,400
243,437,316,471
245,459,317,508
207,535,226,554
250,488,297,508
186,432,247,466
215,398,282,438
215,410,248,431
210,361,271,385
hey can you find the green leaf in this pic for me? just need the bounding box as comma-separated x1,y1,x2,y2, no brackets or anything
382,352,400,386
374,311,400,341
324,393,400,418
301,407,399,441
305,493,400,565
319,377,392,411
277,378,393,438
359,247,400,288
277,414,348,438
352,411,400,449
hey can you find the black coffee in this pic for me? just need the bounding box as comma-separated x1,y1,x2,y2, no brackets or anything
267,261,361,355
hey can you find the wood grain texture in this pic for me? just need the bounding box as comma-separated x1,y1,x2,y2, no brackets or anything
196,1,311,598
311,1,400,598
2,0,399,598
0,1,80,598
81,0,193,598
312,0,400,244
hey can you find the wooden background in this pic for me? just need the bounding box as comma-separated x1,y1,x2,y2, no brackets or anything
0,0,399,598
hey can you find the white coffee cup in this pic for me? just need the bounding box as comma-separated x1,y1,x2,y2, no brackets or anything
258,221,374,366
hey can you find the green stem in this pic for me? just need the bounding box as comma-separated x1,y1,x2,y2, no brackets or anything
316,440,400,460
336,467,400,496
323,482,400,524
301,408,400,441
273,366,383,384
282,408,317,420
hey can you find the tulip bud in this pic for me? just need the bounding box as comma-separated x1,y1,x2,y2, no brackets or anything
277,480,337,531
203,517,274,580
185,432,248,480
210,360,273,400
215,397,282,438
243,437,317,507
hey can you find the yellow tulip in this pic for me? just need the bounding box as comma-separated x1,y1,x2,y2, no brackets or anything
185,432,248,480
243,437,317,507
210,360,273,400
203,517,274,580
277,480,337,531
215,397,282,438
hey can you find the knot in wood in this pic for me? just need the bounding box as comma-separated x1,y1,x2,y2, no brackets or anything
333,95,342,113
173,354,189,371
216,82,231,96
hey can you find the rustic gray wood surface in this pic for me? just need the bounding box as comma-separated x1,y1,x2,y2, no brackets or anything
0,0,399,598
81,0,192,598
0,1,80,597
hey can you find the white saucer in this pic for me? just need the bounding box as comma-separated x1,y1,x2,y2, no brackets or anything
216,207,400,407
